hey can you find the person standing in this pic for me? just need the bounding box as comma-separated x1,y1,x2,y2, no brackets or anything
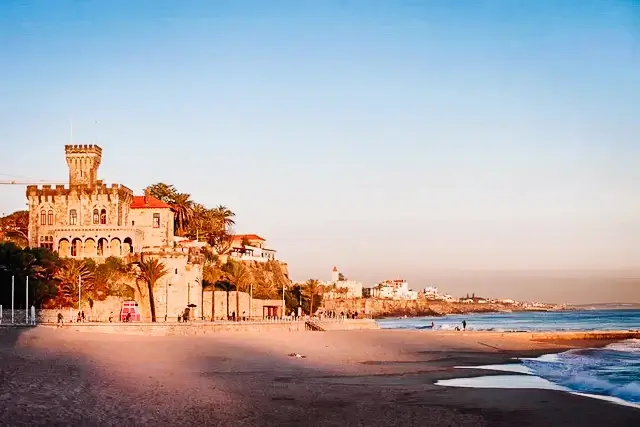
30,305,36,325
462,320,467,330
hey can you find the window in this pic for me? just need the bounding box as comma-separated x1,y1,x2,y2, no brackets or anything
40,210,46,225
153,213,160,228
93,209,99,224
100,209,107,225
69,209,77,225
71,242,77,257
47,210,54,225
39,235,53,251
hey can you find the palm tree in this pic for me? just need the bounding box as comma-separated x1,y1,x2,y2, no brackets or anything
171,193,193,236
203,259,223,320
54,259,94,308
211,205,235,231
222,260,250,320
136,258,169,322
188,203,211,241
303,279,321,316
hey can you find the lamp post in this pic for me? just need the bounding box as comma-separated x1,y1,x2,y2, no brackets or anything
25,276,28,324
281,283,285,319
165,279,171,322
249,283,253,321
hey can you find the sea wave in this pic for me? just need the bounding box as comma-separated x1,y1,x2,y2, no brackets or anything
521,339,640,404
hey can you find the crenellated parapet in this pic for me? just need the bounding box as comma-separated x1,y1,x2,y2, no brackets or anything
26,182,133,203
64,144,102,155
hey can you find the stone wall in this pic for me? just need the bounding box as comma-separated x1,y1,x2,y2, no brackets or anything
129,206,174,248
140,250,203,321
202,291,283,320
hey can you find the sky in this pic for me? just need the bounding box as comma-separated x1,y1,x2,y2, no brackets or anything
0,1,639,302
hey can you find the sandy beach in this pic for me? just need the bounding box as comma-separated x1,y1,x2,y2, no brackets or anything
0,327,638,426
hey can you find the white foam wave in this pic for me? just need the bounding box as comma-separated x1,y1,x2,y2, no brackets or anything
606,339,640,353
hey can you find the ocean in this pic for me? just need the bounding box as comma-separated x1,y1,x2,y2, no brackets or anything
378,310,640,407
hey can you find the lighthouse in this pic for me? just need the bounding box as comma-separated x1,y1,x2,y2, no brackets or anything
331,266,339,283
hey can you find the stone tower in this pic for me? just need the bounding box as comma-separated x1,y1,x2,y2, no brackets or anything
65,144,102,186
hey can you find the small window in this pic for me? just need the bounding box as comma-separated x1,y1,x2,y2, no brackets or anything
47,210,54,225
100,209,107,225
40,210,46,225
69,209,77,225
93,209,99,224
153,213,160,228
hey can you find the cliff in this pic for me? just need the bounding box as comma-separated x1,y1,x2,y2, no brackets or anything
322,298,537,318
237,259,291,299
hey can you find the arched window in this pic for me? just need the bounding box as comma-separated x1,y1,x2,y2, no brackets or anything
69,209,77,225
40,210,46,225
93,209,99,224
100,208,107,225
47,210,54,225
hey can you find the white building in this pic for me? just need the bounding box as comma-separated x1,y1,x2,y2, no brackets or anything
373,279,418,300
229,234,277,263
324,266,364,299
422,286,440,299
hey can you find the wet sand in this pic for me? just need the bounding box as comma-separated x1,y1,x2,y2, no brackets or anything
0,327,638,426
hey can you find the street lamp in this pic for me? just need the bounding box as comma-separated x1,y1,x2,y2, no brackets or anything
165,279,171,322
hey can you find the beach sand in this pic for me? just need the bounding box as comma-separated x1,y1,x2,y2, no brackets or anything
0,327,638,426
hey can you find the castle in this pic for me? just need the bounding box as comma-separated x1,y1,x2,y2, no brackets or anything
27,144,174,257
26,144,203,320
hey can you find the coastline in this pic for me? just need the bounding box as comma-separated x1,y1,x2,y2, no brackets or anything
1,327,638,426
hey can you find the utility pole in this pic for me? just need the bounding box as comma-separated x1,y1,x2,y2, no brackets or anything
249,284,253,321
11,275,14,324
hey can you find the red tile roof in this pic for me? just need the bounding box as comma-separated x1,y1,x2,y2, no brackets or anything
130,195,172,209
232,234,265,241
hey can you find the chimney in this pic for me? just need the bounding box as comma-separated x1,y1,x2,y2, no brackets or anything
144,188,150,205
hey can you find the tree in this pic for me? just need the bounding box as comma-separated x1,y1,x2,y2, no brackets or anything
221,260,249,320
0,242,62,308
211,205,235,230
136,258,169,322
54,259,94,308
170,193,193,236
187,203,211,241
145,183,177,203
303,279,322,316
206,227,233,256
202,251,224,320
0,211,29,247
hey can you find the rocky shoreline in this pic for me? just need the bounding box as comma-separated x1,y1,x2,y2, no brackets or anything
322,298,561,319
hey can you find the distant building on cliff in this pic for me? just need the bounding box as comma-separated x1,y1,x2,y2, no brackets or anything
323,266,364,299
228,234,277,262
372,279,418,300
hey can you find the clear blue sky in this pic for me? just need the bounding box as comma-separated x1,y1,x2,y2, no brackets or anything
0,1,638,300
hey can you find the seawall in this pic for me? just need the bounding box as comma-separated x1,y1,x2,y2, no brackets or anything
31,318,380,335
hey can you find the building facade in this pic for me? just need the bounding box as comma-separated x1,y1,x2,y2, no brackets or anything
27,144,174,258
26,144,203,320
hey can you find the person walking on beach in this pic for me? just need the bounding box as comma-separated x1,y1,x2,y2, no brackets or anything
57,312,64,328
462,320,467,330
